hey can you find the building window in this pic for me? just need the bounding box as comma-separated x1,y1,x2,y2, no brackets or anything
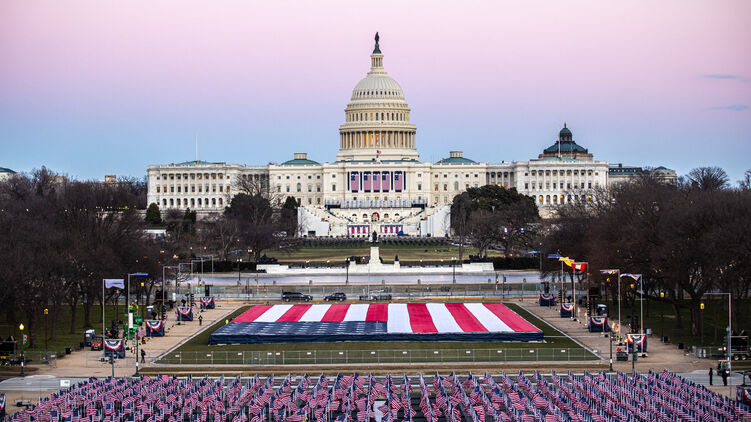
418,183,422,190
454,182,459,190
434,184,439,191
307,185,312,192
296,183,301,192
277,185,281,192
332,184,336,191
316,197,321,204
286,186,290,192
444,184,448,191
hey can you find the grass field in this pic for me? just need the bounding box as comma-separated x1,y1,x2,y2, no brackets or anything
0,304,136,359
266,244,504,263
620,298,751,351
156,303,596,365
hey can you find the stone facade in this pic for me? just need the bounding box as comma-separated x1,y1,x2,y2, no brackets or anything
145,35,674,234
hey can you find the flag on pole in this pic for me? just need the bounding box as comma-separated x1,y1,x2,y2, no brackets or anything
600,269,619,275
572,262,587,272
622,273,642,281
104,279,125,289
559,257,575,267
547,253,562,259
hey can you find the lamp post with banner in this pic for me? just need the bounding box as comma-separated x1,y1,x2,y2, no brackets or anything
600,269,621,341
103,278,126,347
622,274,643,336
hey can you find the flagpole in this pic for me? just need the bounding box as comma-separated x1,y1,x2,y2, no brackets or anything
102,279,106,352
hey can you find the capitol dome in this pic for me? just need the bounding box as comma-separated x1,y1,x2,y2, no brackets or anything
351,75,405,101
337,33,418,162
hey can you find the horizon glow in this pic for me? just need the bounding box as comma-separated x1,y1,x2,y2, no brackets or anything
1,1,750,182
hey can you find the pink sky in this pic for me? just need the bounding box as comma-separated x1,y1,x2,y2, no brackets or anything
1,1,749,181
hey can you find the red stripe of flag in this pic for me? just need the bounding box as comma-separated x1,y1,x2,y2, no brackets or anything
232,305,273,323
321,304,351,322
483,303,540,332
407,303,438,333
366,304,388,321
277,304,313,322
444,303,488,332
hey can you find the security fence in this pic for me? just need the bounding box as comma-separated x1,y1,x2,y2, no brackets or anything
156,347,596,366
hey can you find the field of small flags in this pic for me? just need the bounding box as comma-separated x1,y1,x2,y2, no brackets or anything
8,370,751,422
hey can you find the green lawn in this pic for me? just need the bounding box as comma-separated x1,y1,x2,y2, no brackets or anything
156,302,595,365
267,244,504,263
0,304,156,360
606,297,751,351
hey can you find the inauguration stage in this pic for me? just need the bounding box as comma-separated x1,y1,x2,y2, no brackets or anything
209,303,543,344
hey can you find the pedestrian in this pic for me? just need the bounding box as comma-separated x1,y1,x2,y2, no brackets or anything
721,367,729,386
198,315,203,326
708,367,713,386
140,349,146,363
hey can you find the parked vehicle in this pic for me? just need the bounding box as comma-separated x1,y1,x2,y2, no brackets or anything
358,292,392,301
91,336,103,351
324,292,347,301
84,329,96,347
282,291,312,302
723,335,750,360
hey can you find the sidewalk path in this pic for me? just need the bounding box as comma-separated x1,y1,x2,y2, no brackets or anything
521,302,710,374
25,303,239,379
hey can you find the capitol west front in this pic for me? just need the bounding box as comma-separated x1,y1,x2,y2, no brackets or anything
147,35,674,237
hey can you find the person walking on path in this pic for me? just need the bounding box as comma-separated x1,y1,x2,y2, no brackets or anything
140,349,146,363
721,367,729,386
198,315,203,326
708,367,714,386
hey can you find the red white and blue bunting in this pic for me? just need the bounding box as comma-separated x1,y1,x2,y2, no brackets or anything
103,339,125,358
588,316,609,332
177,306,194,321
200,296,215,309
145,320,165,337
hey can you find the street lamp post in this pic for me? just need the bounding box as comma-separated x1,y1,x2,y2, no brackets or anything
345,258,350,284
600,269,621,342
18,323,24,376
704,292,732,396
44,308,48,360
452,258,456,284
609,332,613,372
660,291,665,342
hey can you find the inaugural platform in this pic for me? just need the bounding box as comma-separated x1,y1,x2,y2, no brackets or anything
209,303,543,344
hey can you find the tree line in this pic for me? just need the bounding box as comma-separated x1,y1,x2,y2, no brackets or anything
542,167,751,336
0,168,300,348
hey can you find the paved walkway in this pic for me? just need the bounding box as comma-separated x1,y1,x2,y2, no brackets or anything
22,304,237,379
521,302,713,374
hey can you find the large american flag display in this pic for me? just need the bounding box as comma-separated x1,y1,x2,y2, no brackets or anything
9,370,751,421
209,303,542,344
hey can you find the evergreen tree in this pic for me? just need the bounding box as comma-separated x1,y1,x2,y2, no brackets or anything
144,202,162,225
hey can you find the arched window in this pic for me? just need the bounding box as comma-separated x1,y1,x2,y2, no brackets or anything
296,183,301,192
454,181,459,190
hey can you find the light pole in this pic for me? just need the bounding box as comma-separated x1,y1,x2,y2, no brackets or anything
600,269,621,342
345,257,350,284
452,257,456,284
126,272,147,377
660,291,665,342
704,291,732,395
623,274,643,336
18,323,24,376
44,308,48,360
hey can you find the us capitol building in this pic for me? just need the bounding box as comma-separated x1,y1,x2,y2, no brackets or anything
147,34,675,237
